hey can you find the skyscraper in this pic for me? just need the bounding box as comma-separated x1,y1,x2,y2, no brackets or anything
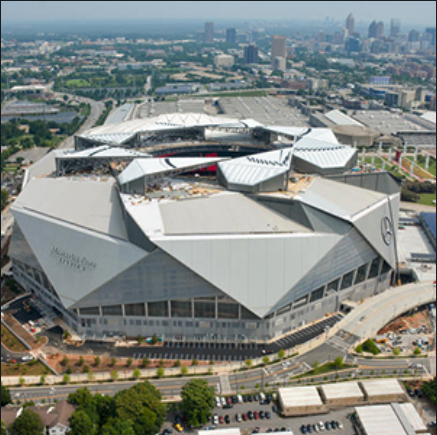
346,13,355,35
271,35,287,68
390,19,401,38
226,28,237,44
204,22,214,43
369,21,379,38
409,29,420,43
244,44,259,64
426,27,436,46
377,21,385,39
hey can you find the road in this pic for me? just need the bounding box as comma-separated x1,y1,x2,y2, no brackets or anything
54,94,105,150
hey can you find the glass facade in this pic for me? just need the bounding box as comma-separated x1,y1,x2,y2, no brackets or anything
79,307,100,316
310,287,325,303
125,303,146,317
194,300,216,318
171,300,193,318
355,264,369,285
148,302,169,318
341,271,355,290
218,303,240,319
102,305,123,316
368,258,381,279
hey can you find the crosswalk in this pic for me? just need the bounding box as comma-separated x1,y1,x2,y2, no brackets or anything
219,375,232,395
326,336,352,353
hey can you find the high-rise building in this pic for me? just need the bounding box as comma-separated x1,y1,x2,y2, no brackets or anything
226,28,237,44
390,19,401,38
369,21,379,38
244,44,259,64
271,35,287,67
204,22,214,43
377,21,385,39
426,27,436,46
345,37,362,54
409,29,420,43
346,13,355,35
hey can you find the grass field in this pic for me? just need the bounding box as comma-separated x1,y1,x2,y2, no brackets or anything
1,324,27,352
1,361,49,377
418,193,437,207
66,79,91,88
416,155,437,177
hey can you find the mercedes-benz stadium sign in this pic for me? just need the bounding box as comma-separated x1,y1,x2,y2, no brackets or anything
51,247,97,272
381,216,394,246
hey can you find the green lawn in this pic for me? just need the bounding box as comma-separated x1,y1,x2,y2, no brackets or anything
416,156,437,177
418,194,437,207
66,79,91,88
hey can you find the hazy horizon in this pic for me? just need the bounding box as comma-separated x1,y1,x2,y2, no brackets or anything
1,1,436,26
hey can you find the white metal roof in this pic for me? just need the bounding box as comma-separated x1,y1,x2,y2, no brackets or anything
279,387,323,408
422,111,436,124
321,382,364,400
266,126,340,144
356,406,411,435
61,146,149,159
80,113,242,138
199,429,240,435
79,132,138,145
325,110,364,126
160,193,311,236
13,178,128,241
118,157,226,185
361,380,406,398
293,137,357,169
218,148,293,187
395,403,428,433
299,178,388,221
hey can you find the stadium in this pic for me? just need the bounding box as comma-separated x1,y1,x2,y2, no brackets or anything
10,114,401,343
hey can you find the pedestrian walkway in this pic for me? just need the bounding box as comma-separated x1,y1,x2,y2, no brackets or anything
219,375,232,395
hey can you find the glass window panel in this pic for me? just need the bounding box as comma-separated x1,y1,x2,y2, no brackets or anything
277,305,292,316
194,301,216,319
242,307,259,320
148,302,169,318
369,258,382,279
125,303,146,317
328,279,341,292
310,287,325,303
355,264,369,285
218,303,239,319
102,305,122,316
382,261,392,275
80,307,100,316
341,271,355,290
171,300,193,318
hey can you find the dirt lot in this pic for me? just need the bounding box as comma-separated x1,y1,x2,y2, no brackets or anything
1,324,28,353
2,314,47,351
379,309,432,335
1,361,49,377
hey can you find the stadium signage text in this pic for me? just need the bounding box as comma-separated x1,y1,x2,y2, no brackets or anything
51,247,97,272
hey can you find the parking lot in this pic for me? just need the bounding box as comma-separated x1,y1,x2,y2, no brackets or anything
173,397,355,434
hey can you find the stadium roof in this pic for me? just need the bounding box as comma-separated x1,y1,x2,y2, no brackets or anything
325,110,364,126
218,148,293,189
293,137,357,170
421,212,436,240
264,126,340,144
118,157,226,186
61,146,149,159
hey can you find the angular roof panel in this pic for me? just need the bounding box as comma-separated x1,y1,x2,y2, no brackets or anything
60,146,149,159
218,148,293,188
293,137,358,170
118,157,226,186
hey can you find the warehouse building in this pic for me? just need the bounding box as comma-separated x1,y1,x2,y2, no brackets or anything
320,382,365,407
355,403,429,435
360,380,407,404
279,386,328,417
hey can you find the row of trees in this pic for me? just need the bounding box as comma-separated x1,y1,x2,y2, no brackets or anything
402,181,436,203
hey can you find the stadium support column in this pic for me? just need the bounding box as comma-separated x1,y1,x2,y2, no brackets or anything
414,147,418,163
388,147,393,162
426,154,431,170
410,162,415,178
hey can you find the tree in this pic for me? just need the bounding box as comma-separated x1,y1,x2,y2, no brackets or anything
313,361,320,370
414,347,422,356
39,375,46,386
278,349,286,360
133,368,142,380
70,410,95,435
110,357,117,368
111,371,119,382
192,359,199,367
262,356,270,365
78,356,85,367
174,360,182,368
1,384,12,407
334,357,345,370
393,348,401,356
114,382,166,435
180,366,189,377
19,377,26,387
142,357,151,368
1,420,6,435
246,359,253,368
61,356,69,367
63,374,71,384
9,409,44,435
422,377,436,404
137,335,144,345
83,365,90,374
94,356,101,367
1,190,9,211
127,358,133,368
101,419,135,435
151,334,160,345
181,379,215,428
156,367,165,379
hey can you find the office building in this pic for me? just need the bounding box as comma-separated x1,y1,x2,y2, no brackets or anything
369,21,379,38
244,44,259,64
214,54,235,69
271,35,287,67
426,27,436,46
346,13,356,35
409,30,421,43
390,19,401,38
204,22,214,43
226,28,237,44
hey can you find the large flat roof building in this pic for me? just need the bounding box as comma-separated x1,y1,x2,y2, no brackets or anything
9,114,401,344
279,387,327,417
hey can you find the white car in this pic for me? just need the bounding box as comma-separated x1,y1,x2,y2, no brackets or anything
338,423,344,430
220,397,226,407
318,422,325,431
21,356,34,362
213,415,219,425
237,395,243,404
215,397,222,408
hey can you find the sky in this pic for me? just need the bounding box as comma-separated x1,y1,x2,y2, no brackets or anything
1,1,436,26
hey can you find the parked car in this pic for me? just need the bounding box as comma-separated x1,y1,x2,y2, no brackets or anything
225,415,231,425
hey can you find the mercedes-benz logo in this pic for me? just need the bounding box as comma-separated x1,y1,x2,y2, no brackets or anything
382,217,394,246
